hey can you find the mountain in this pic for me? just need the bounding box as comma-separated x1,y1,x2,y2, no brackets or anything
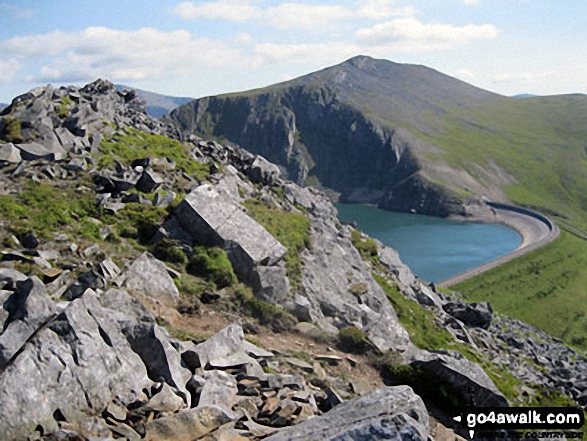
115,84,193,118
0,103,7,112
1,79,584,439
171,56,587,228
513,93,538,98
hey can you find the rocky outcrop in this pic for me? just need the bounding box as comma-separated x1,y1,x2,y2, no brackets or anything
124,252,180,305
265,386,429,441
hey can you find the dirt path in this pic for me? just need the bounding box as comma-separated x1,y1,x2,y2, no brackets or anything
438,202,560,288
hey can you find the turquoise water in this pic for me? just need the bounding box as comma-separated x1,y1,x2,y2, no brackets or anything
336,204,522,283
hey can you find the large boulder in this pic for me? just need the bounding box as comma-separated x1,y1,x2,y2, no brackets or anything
0,291,151,440
0,143,22,163
0,277,56,368
408,348,508,408
15,141,66,161
265,386,429,440
247,155,282,186
189,323,257,369
124,252,179,305
443,302,493,330
174,184,287,279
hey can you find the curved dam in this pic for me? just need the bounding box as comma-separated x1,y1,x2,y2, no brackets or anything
438,202,560,287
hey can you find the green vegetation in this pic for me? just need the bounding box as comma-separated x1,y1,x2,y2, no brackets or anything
455,231,587,349
116,202,168,243
187,246,237,289
57,96,73,119
338,326,368,354
350,229,379,266
0,181,98,239
1,117,23,143
99,128,209,180
233,284,297,332
243,199,311,292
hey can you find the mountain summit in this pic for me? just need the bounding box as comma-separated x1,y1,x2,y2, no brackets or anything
171,56,587,223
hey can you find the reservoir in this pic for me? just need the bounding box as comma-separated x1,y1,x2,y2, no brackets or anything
336,204,522,283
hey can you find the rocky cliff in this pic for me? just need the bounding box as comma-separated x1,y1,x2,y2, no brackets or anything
0,80,584,440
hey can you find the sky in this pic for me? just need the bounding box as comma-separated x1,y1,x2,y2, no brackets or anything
0,0,586,103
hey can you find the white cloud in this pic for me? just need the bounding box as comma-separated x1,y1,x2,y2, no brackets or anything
357,18,500,49
0,3,35,18
462,0,479,5
359,0,419,20
253,42,361,66
264,3,352,30
172,0,260,22
492,70,558,84
234,32,253,45
0,58,21,82
0,27,246,83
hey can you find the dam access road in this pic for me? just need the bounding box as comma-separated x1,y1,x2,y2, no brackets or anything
438,202,560,288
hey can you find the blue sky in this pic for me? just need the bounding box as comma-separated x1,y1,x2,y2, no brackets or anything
0,0,586,102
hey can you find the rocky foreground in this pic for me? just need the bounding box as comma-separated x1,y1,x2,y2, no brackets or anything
0,80,585,440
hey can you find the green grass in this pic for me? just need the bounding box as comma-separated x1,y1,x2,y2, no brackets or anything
233,284,297,332
1,117,23,143
454,231,587,349
99,128,209,180
187,246,237,289
243,199,311,293
57,96,73,119
0,181,99,239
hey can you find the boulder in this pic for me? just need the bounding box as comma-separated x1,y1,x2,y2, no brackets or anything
174,185,287,279
198,370,240,410
0,291,151,440
265,386,429,440
191,323,256,369
247,155,281,186
0,277,56,368
148,382,186,413
98,288,154,324
0,143,21,163
15,141,66,161
136,169,164,193
122,322,191,403
124,252,179,305
443,302,493,330
408,348,508,407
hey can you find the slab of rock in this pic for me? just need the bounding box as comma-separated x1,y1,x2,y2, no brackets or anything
0,277,56,368
122,322,191,403
265,386,429,440
15,141,66,161
0,291,151,440
192,323,256,369
408,348,508,408
98,288,154,324
137,169,164,193
0,143,22,163
443,302,493,330
143,405,234,441
148,382,186,413
198,370,240,410
247,155,282,186
174,185,287,279
124,252,179,305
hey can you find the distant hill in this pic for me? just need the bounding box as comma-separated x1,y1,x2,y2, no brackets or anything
171,56,587,228
115,84,193,118
513,94,538,98
0,103,7,112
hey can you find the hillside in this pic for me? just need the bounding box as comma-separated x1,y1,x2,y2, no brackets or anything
115,84,193,118
170,55,587,229
1,80,586,439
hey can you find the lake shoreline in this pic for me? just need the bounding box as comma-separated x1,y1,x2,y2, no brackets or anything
439,202,560,287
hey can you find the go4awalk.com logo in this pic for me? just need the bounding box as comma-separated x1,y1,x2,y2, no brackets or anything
453,407,585,439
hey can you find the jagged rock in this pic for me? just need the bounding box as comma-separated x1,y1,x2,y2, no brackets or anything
0,268,28,286
191,323,257,369
443,302,493,330
174,184,287,279
98,257,121,282
250,265,291,304
198,370,240,410
15,141,66,161
143,405,234,441
285,357,314,373
408,348,508,407
122,322,191,404
98,288,154,323
265,386,429,440
124,252,179,305
0,143,21,163
247,155,282,186
0,291,151,440
0,277,56,368
136,169,164,193
148,382,186,413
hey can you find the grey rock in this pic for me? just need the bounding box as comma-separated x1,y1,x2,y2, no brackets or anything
0,143,22,163
148,382,186,413
15,141,66,161
192,323,255,369
443,302,493,330
250,264,291,304
198,370,239,410
98,257,121,282
247,155,282,186
98,288,154,323
174,184,287,280
0,291,151,440
122,322,191,403
124,252,179,305
0,277,56,368
0,268,28,285
408,348,508,407
265,386,429,441
137,169,164,193
20,231,39,249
